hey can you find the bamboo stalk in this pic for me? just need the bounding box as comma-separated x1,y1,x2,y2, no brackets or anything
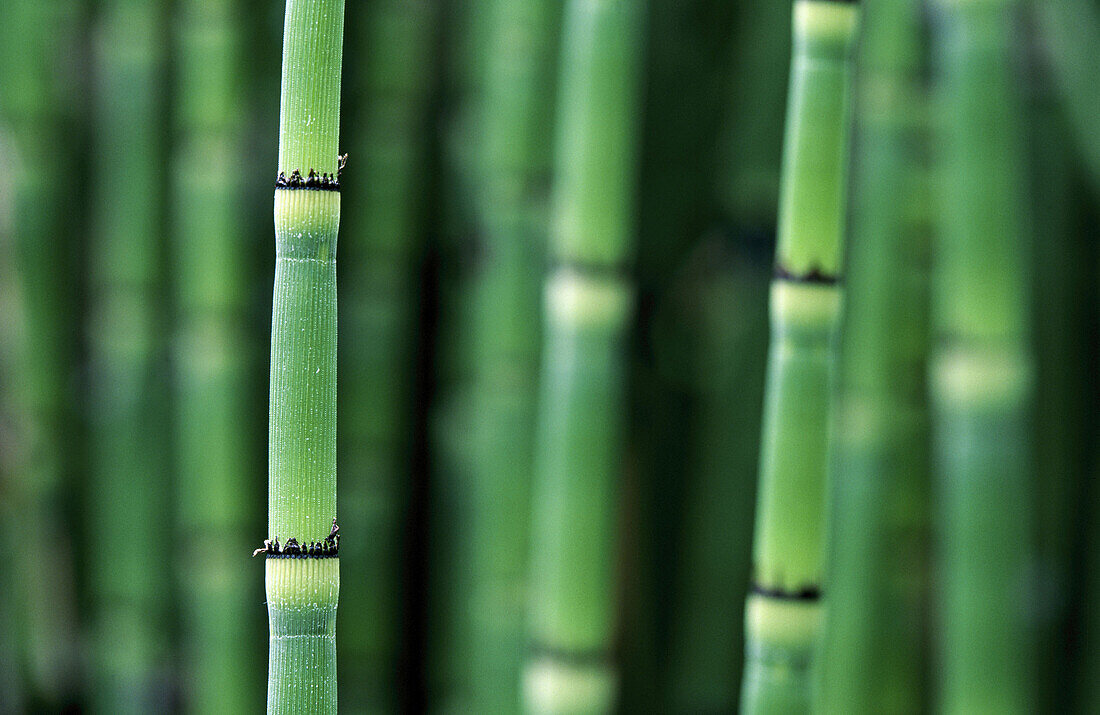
426,2,493,706
172,0,259,711
740,2,858,711
930,0,1036,710
465,0,561,710
524,1,644,712
0,124,27,715
87,1,171,710
1024,24,1095,710
0,1,82,707
337,0,436,709
259,2,345,713
813,0,932,709
1035,0,1100,194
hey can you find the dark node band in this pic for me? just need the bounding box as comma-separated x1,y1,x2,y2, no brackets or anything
528,643,612,668
750,582,822,602
275,169,340,192
253,519,340,558
773,263,840,286
274,154,347,192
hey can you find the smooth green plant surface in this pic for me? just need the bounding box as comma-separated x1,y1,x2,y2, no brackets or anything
1025,33,1095,712
1036,0,1100,194
741,1,858,712
172,0,259,711
813,0,932,710
524,0,644,712
263,1,344,713
930,0,1036,711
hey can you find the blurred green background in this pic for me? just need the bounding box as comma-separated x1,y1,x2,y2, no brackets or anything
0,0,1098,713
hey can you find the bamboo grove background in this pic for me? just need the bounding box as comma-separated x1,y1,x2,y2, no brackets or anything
0,0,1098,712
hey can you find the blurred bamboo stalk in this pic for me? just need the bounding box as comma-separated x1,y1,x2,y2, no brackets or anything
740,2,858,711
813,0,932,709
338,0,436,710
1024,19,1096,709
0,1,83,708
427,1,492,707
88,0,171,710
262,1,345,712
464,0,561,710
1035,0,1100,194
171,0,258,711
930,0,1036,710
524,0,644,711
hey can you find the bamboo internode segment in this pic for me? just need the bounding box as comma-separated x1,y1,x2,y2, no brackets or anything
277,1,344,178
270,188,339,545
774,0,858,279
741,0,858,711
266,558,339,712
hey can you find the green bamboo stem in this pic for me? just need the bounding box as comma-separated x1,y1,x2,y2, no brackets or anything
337,1,436,711
262,2,344,713
1025,30,1094,711
88,1,170,710
1035,0,1100,195
740,2,858,712
0,1,82,707
524,1,644,712
0,128,27,714
813,0,932,709
427,2,494,707
465,0,561,710
172,0,259,711
930,0,1035,711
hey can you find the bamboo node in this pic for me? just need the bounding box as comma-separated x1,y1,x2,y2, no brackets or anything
749,581,822,602
252,519,341,558
773,262,840,286
275,167,341,192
